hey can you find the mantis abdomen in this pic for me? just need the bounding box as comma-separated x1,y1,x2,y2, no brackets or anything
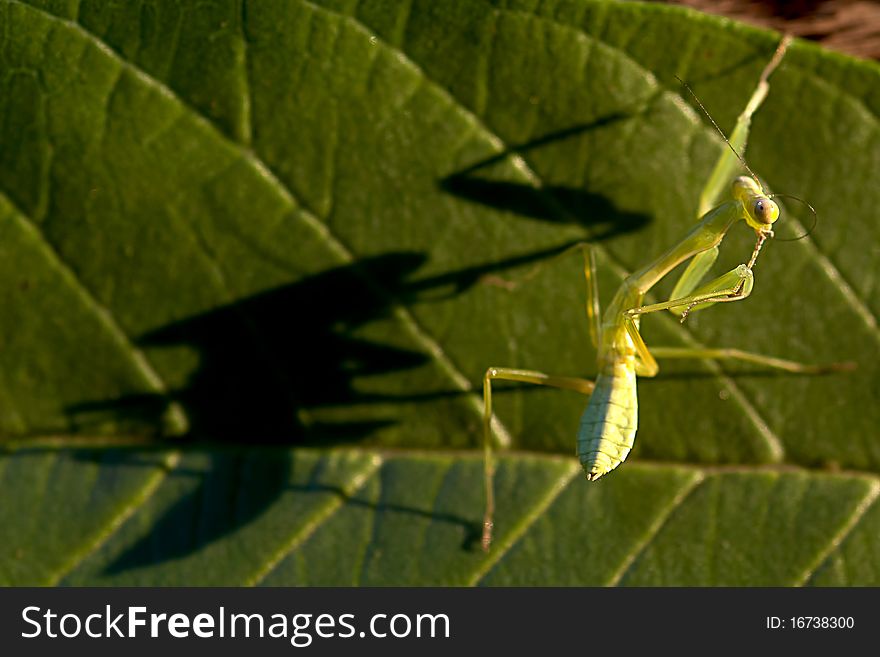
577,358,638,481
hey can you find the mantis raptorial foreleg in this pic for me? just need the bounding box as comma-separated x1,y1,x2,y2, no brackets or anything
623,247,852,377
627,261,756,326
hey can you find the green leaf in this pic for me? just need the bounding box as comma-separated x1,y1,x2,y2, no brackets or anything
0,0,877,586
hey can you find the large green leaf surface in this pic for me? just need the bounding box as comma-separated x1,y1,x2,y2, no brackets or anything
0,0,878,586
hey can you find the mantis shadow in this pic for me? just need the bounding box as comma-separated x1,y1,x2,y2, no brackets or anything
56,105,667,576
439,114,653,241
67,246,593,445
64,446,482,579
62,245,584,574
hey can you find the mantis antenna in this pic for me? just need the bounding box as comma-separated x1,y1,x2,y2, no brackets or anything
676,35,817,240
674,34,792,190
675,74,762,187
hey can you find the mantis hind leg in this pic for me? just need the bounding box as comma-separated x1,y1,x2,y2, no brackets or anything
695,34,792,216
482,242,602,349
583,245,601,348
622,311,853,380
669,35,791,303
482,367,595,551
649,347,855,374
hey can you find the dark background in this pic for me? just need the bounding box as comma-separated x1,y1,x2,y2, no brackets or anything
658,0,880,60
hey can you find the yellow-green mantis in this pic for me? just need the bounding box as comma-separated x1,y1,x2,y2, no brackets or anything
480,35,851,551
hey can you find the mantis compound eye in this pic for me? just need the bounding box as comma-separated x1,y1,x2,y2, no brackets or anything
753,197,779,225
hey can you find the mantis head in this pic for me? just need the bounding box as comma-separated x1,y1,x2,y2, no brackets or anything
733,175,779,234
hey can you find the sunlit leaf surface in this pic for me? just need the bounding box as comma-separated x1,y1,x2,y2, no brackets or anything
1,0,877,585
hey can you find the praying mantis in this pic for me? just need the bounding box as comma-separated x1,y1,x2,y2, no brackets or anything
480,35,852,551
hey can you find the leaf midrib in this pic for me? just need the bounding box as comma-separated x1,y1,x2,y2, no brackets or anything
14,441,880,585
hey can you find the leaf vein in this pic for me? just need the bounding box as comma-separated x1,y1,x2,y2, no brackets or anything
238,0,252,145
51,451,181,585
246,453,382,586
0,191,189,435
797,480,880,586
606,471,705,586
469,461,580,586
